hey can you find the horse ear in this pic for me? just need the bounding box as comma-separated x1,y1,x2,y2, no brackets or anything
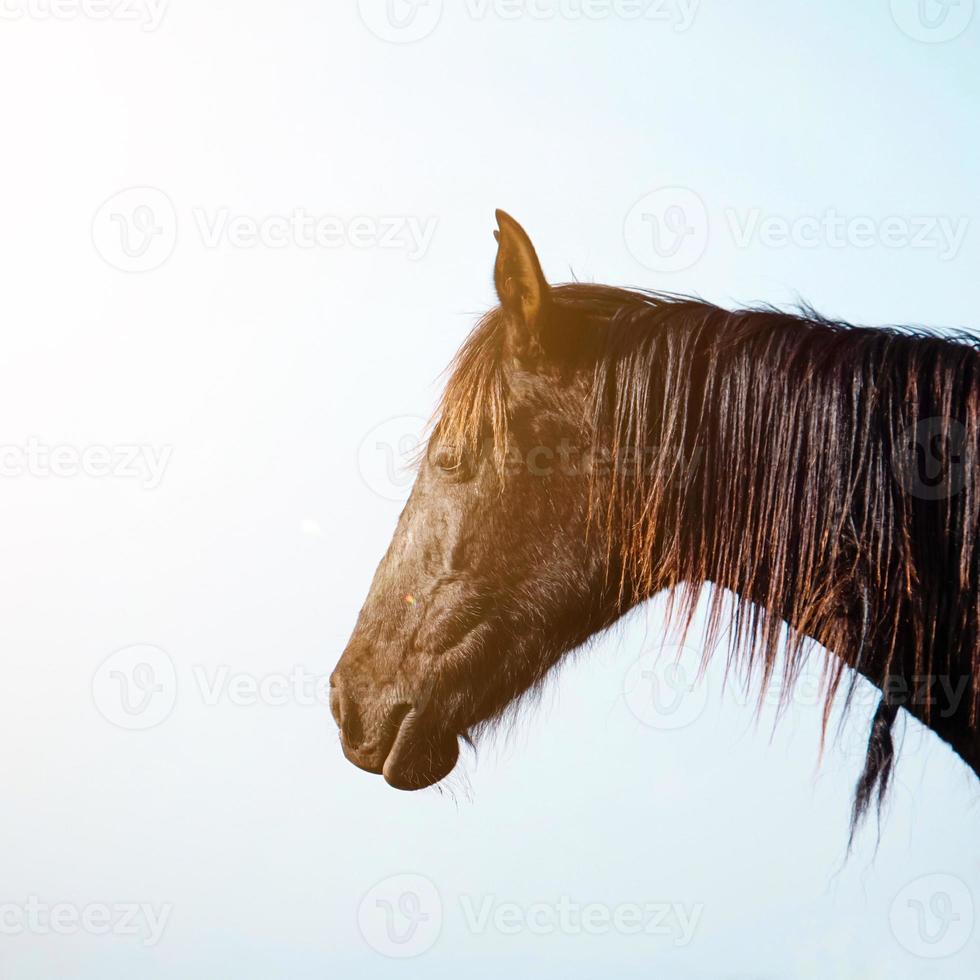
493,209,550,358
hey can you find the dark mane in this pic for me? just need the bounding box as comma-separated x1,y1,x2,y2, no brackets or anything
434,283,980,833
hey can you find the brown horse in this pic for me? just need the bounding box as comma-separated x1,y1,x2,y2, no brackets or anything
331,210,979,831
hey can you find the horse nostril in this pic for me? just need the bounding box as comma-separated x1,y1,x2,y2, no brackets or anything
341,703,365,750
329,684,344,728
330,673,366,749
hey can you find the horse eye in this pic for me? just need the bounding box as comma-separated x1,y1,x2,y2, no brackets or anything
431,446,472,480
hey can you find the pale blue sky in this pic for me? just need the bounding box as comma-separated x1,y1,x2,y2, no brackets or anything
0,1,977,977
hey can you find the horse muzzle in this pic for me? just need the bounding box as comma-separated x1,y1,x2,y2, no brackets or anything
329,668,459,790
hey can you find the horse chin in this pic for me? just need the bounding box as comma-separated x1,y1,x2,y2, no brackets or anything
381,715,460,791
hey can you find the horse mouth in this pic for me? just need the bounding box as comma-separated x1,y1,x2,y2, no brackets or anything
381,707,460,791
335,697,460,790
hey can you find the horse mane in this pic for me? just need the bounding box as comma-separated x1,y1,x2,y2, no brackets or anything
434,282,980,833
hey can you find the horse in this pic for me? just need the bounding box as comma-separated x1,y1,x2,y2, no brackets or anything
330,209,980,832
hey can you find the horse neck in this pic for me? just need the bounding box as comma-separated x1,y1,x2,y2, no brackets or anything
639,313,980,776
